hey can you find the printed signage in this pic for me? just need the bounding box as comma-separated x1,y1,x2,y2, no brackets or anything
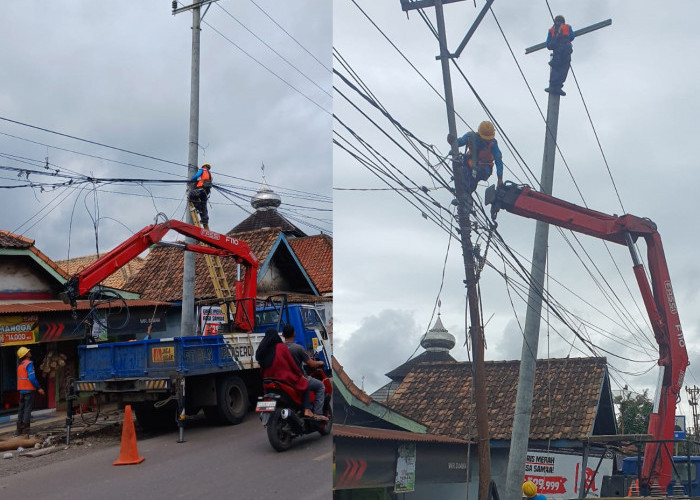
0,315,38,345
199,305,226,336
151,346,175,363
394,443,416,493
524,449,612,498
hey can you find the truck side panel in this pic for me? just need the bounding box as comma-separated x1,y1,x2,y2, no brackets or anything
78,334,264,382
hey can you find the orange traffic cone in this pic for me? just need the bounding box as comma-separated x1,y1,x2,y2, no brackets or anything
113,405,145,466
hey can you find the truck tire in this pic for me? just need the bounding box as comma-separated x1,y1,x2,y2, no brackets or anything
267,409,293,452
211,375,248,425
318,396,332,436
134,401,177,432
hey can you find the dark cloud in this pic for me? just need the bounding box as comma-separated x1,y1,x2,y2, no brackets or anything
0,1,331,261
333,1,700,419
337,309,423,394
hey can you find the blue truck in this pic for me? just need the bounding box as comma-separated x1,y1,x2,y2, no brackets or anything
621,456,700,497
254,297,331,371
69,301,331,438
62,221,331,440
601,455,700,497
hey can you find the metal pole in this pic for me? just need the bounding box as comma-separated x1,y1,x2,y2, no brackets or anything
504,93,561,500
181,5,201,338
433,2,491,498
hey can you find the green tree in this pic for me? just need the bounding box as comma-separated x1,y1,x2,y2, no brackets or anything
615,389,653,435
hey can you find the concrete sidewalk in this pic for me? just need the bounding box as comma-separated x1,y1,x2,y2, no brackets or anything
0,409,63,437
0,404,120,439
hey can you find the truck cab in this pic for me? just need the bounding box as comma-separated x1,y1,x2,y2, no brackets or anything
254,299,332,373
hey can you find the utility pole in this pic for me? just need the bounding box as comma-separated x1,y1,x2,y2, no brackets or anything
399,1,493,498
504,18,611,500
686,386,699,440
173,0,218,336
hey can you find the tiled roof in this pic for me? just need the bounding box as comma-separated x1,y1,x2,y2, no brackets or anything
385,350,456,380
0,299,170,314
57,254,146,290
228,227,281,262
228,209,306,237
0,230,69,281
125,228,279,301
289,234,332,294
335,424,467,444
387,357,608,442
0,231,33,248
332,356,373,405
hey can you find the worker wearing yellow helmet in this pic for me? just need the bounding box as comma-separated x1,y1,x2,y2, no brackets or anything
447,120,504,193
522,480,547,500
16,346,45,436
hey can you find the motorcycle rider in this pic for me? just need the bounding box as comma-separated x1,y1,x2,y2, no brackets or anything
255,327,314,418
282,324,326,420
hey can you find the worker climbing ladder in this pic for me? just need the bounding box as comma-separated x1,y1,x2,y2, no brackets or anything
188,201,235,330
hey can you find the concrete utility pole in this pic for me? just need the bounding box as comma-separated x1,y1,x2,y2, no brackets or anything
399,1,493,498
504,18,611,500
173,0,218,336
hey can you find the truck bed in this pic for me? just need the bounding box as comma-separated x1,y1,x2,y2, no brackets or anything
78,333,265,382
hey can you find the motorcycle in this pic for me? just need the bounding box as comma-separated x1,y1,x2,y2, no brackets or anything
256,355,332,452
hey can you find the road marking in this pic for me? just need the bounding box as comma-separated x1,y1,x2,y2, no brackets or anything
314,450,332,461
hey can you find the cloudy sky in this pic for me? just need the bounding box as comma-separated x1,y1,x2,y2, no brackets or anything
333,0,700,422
0,1,332,259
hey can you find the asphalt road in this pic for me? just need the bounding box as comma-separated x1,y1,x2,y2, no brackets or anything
0,413,332,500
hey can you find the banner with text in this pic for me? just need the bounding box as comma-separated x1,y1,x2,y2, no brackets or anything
524,449,613,498
0,315,38,345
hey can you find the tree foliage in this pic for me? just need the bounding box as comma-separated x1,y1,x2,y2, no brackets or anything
615,389,653,435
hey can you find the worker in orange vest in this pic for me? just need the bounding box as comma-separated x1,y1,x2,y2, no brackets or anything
16,347,44,436
447,121,504,193
545,15,575,96
188,163,213,225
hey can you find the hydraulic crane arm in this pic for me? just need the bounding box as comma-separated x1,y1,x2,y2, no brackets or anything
60,219,259,332
486,183,689,491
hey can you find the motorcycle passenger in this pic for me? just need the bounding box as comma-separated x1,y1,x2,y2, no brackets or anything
255,327,314,418
282,324,327,420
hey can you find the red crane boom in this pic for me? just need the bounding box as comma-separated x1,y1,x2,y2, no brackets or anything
60,219,259,332
486,183,689,491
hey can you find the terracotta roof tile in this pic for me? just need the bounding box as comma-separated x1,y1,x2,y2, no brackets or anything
228,227,281,262
0,231,34,248
0,230,69,280
0,299,170,314
57,254,146,290
335,424,467,444
387,357,607,442
332,357,373,405
125,228,281,301
289,234,332,294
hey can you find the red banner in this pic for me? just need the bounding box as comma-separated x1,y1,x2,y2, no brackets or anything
525,475,568,495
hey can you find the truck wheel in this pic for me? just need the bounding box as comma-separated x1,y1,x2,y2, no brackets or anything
267,409,293,452
318,396,332,436
215,376,248,425
134,401,177,432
